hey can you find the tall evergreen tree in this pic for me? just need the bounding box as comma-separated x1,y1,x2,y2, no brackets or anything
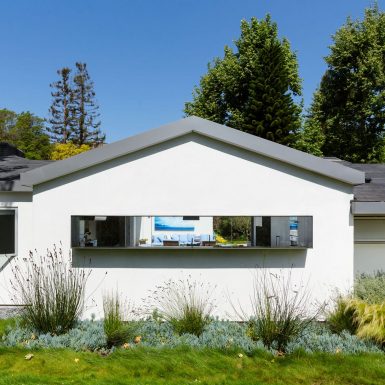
48,67,75,143
72,62,105,146
184,15,302,146
310,5,385,162
294,91,325,157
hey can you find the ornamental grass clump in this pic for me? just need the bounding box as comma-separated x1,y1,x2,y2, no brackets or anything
149,278,215,337
327,295,357,334
346,299,385,345
103,291,138,347
11,246,90,335
236,269,321,353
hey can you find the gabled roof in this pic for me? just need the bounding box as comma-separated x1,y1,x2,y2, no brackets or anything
21,116,365,187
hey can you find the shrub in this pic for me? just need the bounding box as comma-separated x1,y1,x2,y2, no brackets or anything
355,271,385,304
347,299,385,344
326,295,357,334
236,269,321,352
148,278,215,336
103,291,138,347
10,246,90,335
2,319,107,351
286,322,381,354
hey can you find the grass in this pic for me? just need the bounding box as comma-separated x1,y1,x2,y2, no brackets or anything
0,347,385,384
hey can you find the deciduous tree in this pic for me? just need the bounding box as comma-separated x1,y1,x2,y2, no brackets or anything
311,5,385,162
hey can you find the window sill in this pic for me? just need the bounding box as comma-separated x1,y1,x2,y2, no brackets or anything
72,246,310,250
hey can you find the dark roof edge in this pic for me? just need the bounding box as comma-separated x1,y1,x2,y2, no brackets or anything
21,116,365,187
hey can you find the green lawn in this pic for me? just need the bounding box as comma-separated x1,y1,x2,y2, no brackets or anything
0,347,385,385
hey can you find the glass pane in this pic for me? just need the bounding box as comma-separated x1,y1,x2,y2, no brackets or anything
71,216,127,247
71,215,312,248
254,216,312,248
0,210,15,254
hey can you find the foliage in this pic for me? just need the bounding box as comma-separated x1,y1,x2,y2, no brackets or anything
147,278,215,336
103,291,139,347
355,271,385,304
0,318,16,338
50,142,91,160
48,63,105,146
286,322,380,354
310,5,385,162
2,319,106,351
236,269,321,352
293,95,325,156
347,299,385,344
184,15,302,146
214,216,251,241
72,62,105,145
48,67,75,143
10,246,90,335
0,109,51,159
326,295,357,334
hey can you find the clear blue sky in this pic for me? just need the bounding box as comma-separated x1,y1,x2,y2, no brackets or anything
0,0,384,142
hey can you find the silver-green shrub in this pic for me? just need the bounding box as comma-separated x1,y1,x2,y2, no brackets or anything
286,323,381,354
2,319,106,350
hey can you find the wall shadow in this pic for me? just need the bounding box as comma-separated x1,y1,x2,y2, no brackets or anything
72,248,307,269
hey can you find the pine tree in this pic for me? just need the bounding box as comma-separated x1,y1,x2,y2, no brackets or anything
48,67,75,143
72,62,105,146
184,15,302,146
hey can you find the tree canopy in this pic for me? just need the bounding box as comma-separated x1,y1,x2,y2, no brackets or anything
0,109,51,159
184,15,302,146
309,5,385,162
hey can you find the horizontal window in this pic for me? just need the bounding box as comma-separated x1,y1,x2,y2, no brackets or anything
71,216,312,249
0,209,16,255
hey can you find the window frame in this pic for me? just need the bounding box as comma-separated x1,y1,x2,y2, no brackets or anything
71,215,313,250
0,207,17,257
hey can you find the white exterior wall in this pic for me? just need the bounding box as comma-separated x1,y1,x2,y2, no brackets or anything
0,192,33,304
354,218,385,274
1,135,355,318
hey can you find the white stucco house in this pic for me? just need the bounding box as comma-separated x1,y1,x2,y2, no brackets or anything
0,116,384,317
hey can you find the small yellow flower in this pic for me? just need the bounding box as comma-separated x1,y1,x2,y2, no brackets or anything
134,336,142,344
74,358,80,363
238,353,243,358
25,354,34,361
122,343,131,349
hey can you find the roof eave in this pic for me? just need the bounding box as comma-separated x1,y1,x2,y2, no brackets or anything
20,116,365,187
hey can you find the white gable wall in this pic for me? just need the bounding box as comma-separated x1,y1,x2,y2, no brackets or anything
2,134,355,317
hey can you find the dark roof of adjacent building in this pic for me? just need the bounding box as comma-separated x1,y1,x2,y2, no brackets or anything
0,143,52,192
325,157,385,202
